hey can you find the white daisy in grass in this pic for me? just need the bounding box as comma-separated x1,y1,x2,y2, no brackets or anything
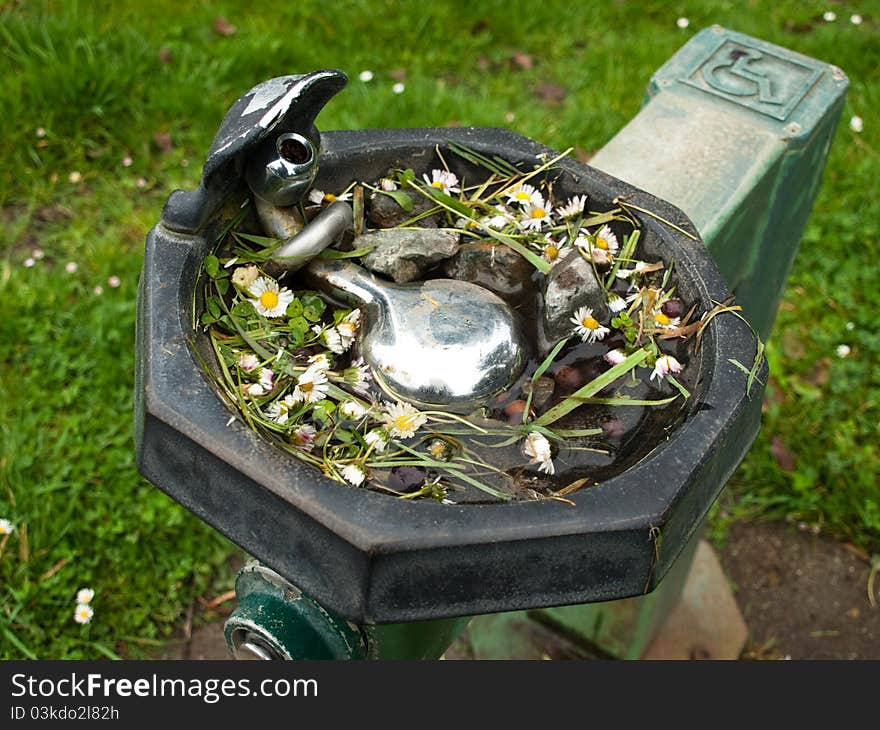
381,401,428,439
607,293,627,313
292,366,329,404
335,309,361,349
312,324,345,354
344,358,372,394
339,400,369,420
76,588,95,605
555,194,587,220
570,306,610,343
267,394,298,424
523,432,554,475
422,169,460,195
307,189,353,206
291,424,317,451
379,178,398,191
504,183,541,207
519,198,552,231
244,382,266,398
604,349,627,365
307,352,332,371
652,310,681,329
0,518,15,535
74,603,94,625
364,429,388,452
237,352,260,371
339,463,367,487
248,276,294,318
650,354,683,382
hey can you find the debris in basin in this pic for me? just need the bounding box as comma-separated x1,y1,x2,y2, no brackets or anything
357,227,459,282
199,142,702,504
441,241,535,303
542,248,610,347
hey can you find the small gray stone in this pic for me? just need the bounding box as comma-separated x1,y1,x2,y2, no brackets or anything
358,228,460,283
541,248,610,346
442,242,535,303
523,376,556,411
367,191,437,229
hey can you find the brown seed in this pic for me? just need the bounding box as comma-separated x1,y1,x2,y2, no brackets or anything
504,400,528,422
661,298,684,318
553,365,583,391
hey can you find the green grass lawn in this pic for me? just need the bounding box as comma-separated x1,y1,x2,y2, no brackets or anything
1,0,877,658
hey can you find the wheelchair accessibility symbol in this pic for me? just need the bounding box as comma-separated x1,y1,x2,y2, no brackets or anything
702,48,782,104
682,39,822,121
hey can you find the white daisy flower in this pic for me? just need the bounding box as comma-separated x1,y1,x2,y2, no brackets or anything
364,429,388,452
604,349,627,365
292,424,317,451
267,394,298,424
312,325,346,354
422,169,460,195
339,400,369,420
65,261,78,273
32,248,45,260
608,293,626,313
379,178,398,191
555,194,587,219
0,518,15,535
307,352,332,371
74,603,94,625
340,463,367,486
592,225,619,255
336,309,361,348
851,14,863,25
237,353,260,371
676,17,690,28
652,311,681,329
381,401,428,439
523,432,554,475
836,344,851,358
482,211,512,230
76,588,95,604
358,69,374,82
23,257,35,268
292,366,329,404
307,189,353,206
504,183,541,207
344,358,372,394
519,199,552,231
850,116,863,133
392,82,405,94
245,382,266,398
231,265,259,290
570,306,610,343
248,276,294,318
650,355,683,382
259,368,275,393
823,11,836,22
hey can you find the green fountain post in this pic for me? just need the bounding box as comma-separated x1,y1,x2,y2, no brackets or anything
223,26,847,660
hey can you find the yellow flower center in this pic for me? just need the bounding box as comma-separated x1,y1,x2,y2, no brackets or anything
596,237,608,250
515,191,531,201
530,207,546,219
259,290,279,309
300,381,314,394
431,181,444,189
323,193,337,204
582,316,599,330
654,312,670,326
545,245,559,260
393,414,415,432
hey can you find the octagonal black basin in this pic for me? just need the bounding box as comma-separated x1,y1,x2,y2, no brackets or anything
135,126,766,623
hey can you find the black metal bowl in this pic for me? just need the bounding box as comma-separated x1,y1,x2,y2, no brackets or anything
135,127,766,623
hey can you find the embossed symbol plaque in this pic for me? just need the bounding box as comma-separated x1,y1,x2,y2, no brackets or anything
682,38,822,121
